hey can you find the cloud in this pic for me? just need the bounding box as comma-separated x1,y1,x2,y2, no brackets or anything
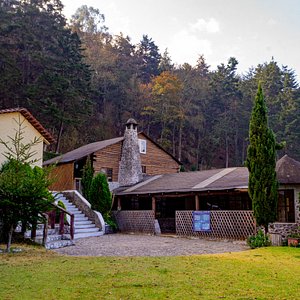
190,18,220,34
168,29,213,65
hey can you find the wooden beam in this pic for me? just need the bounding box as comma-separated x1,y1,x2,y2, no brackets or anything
152,196,156,214
195,194,200,211
117,197,122,210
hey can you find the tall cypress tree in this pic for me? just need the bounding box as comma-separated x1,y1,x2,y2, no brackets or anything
246,83,278,233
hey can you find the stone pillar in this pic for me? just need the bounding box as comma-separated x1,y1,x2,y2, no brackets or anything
118,118,143,186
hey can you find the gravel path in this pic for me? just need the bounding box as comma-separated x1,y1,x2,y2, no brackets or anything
54,234,249,257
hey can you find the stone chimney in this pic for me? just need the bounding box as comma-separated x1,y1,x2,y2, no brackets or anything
118,118,143,186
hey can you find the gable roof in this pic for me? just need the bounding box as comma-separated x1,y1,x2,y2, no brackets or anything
0,108,55,144
43,136,124,165
43,132,182,166
115,155,300,196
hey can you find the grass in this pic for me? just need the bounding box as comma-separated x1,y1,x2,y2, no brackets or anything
0,244,300,299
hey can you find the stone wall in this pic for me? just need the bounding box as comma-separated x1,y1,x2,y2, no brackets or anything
269,223,299,241
113,210,155,234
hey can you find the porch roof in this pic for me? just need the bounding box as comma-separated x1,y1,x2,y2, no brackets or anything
115,155,300,196
115,167,249,195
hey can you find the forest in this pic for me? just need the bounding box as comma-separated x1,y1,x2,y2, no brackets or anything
0,0,299,170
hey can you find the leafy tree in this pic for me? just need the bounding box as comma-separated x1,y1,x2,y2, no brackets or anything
81,156,94,199
246,84,278,233
70,5,107,34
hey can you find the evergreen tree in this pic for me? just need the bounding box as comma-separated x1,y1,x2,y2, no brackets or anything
89,173,111,218
246,83,278,233
81,156,94,200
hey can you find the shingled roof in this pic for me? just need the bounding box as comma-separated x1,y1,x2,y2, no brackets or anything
43,131,182,166
0,108,55,144
115,155,300,195
276,154,300,184
43,136,124,165
116,167,249,195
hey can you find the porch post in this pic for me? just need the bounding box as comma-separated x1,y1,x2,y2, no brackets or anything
195,194,200,211
117,197,122,210
152,196,156,214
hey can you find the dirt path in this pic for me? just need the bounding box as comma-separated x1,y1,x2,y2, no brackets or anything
54,233,249,256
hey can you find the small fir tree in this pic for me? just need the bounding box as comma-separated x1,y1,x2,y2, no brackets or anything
81,156,94,199
88,173,116,227
0,117,54,252
89,173,111,213
246,83,278,233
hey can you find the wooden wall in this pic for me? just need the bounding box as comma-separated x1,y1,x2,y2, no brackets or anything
92,134,180,182
138,133,180,175
93,142,122,182
48,162,74,191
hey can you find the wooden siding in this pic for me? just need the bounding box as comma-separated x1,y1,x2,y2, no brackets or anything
48,162,74,191
93,134,180,182
93,142,122,182
138,133,180,175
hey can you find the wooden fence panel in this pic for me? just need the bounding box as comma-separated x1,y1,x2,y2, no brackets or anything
113,210,155,234
176,210,255,240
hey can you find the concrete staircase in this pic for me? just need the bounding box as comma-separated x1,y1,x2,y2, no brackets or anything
24,227,74,250
54,193,103,239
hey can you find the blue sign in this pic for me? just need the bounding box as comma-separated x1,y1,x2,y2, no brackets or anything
193,211,211,232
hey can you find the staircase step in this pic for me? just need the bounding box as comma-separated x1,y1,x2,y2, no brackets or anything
75,227,100,233
46,239,74,250
74,231,104,239
75,224,97,229
75,216,88,221
74,220,93,225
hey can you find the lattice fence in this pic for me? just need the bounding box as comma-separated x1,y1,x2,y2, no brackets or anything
176,210,255,240
113,210,155,234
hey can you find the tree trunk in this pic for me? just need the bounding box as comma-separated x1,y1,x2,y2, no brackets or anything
225,134,229,168
178,121,183,162
55,119,64,153
172,123,176,157
6,224,14,253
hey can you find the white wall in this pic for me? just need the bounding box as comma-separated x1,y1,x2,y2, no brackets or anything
0,112,44,168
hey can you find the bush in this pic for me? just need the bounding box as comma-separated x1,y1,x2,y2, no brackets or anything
247,229,271,249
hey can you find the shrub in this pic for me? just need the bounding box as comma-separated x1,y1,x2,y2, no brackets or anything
247,229,271,249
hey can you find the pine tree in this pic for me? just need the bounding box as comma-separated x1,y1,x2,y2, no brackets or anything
246,83,278,233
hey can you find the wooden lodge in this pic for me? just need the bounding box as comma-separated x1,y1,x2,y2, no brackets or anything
113,155,300,240
44,132,181,191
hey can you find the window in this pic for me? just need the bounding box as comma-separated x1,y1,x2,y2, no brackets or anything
138,139,147,154
100,168,113,182
277,190,295,223
142,165,146,174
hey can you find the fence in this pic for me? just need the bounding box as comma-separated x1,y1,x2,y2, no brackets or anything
176,210,256,240
113,210,155,234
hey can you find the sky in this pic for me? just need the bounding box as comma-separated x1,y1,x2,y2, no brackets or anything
61,0,300,80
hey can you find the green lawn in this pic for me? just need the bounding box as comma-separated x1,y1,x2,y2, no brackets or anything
0,245,299,299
